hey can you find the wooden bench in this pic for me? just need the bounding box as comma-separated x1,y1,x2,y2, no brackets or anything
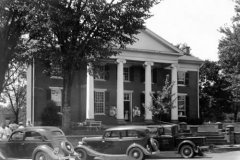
85,120,102,131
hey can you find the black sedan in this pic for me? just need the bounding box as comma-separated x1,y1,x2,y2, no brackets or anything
0,126,78,160
75,125,160,160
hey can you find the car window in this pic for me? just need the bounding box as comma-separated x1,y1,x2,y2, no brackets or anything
120,130,127,137
110,131,119,138
164,127,172,135
24,131,42,141
104,131,120,138
52,130,64,136
10,131,24,141
127,130,138,137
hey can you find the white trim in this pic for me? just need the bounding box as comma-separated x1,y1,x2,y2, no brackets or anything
49,86,63,90
124,90,134,93
94,79,106,82
94,88,107,92
178,93,188,96
50,76,63,79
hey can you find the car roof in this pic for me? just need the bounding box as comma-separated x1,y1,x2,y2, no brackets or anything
105,125,149,131
15,126,64,136
147,124,178,128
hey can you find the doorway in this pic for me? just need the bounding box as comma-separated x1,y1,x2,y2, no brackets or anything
124,92,132,122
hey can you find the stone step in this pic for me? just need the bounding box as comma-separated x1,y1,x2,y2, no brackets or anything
197,131,219,136
205,139,227,145
206,136,225,140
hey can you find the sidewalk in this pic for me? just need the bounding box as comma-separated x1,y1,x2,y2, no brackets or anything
201,144,240,153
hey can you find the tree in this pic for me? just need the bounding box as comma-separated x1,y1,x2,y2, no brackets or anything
175,43,192,56
0,0,34,93
149,75,175,122
199,60,232,121
26,0,160,130
0,61,27,123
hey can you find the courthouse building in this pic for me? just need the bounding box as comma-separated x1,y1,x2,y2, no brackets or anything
26,29,203,125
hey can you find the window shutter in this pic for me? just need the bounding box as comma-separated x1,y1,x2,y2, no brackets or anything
186,95,190,117
105,91,110,114
140,67,145,82
130,66,134,81
152,68,158,84
140,93,145,115
105,65,110,80
185,72,189,86
46,88,51,100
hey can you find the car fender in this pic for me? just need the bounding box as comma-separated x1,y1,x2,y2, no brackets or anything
0,149,7,160
126,143,151,155
75,144,106,157
177,140,198,153
32,145,59,160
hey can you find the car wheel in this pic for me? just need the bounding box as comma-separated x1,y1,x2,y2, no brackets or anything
34,151,50,160
128,147,144,160
75,148,89,160
180,145,194,158
61,141,74,155
150,138,159,151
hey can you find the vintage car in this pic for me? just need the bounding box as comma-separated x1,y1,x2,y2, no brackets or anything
0,126,78,160
75,125,160,160
147,124,206,158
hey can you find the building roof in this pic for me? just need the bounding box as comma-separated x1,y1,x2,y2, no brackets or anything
179,55,203,65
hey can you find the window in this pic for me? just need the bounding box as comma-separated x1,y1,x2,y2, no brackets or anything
50,64,63,79
124,67,130,81
10,131,24,141
177,71,185,85
25,131,42,141
178,95,186,117
95,66,105,80
94,90,105,114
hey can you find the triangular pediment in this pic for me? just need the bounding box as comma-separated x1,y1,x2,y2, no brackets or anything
126,29,183,55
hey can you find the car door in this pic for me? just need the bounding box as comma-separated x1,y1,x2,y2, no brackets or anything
21,131,51,158
119,130,147,153
6,131,25,158
158,127,175,151
101,131,121,154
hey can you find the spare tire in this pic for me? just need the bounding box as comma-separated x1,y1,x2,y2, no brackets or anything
61,141,74,155
150,138,159,151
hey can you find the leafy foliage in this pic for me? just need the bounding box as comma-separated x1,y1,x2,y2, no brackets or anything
0,61,27,123
0,0,35,93
41,100,61,126
199,60,232,121
175,43,191,56
24,0,160,129
149,75,175,122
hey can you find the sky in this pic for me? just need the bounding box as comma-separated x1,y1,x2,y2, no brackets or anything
146,0,236,61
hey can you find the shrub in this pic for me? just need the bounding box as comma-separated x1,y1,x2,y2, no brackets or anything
41,100,61,126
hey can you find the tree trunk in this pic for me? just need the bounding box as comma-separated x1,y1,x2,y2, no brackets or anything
62,69,74,132
0,51,9,94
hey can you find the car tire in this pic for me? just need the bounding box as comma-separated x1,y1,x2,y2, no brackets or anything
75,148,89,160
180,144,194,158
61,141,74,155
150,138,159,151
128,147,144,160
34,151,50,160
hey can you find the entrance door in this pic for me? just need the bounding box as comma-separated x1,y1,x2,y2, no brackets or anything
124,92,132,122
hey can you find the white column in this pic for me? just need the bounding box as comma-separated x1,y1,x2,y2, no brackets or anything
171,64,178,121
86,67,95,119
197,70,200,118
116,59,126,120
144,61,154,120
26,61,35,125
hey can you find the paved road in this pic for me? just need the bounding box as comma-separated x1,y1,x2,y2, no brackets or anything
7,151,240,160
